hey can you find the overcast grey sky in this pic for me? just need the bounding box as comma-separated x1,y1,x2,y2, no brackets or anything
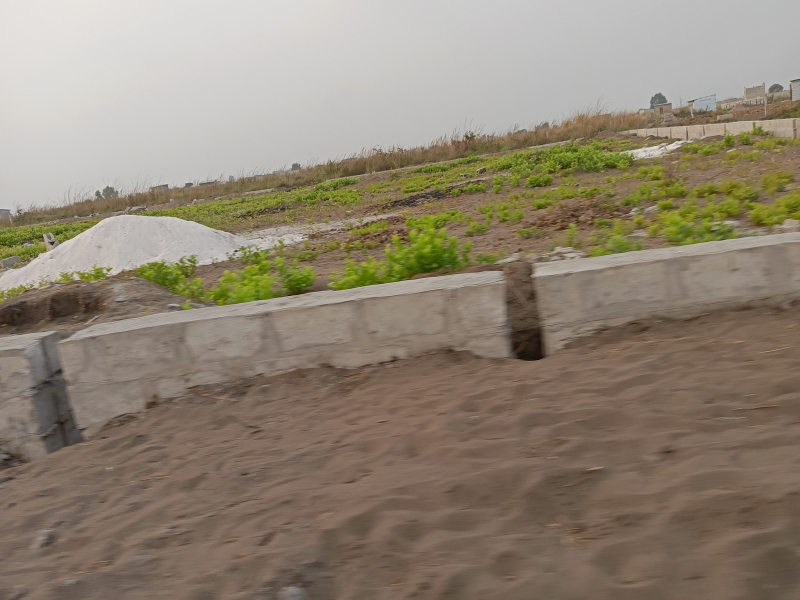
1,0,798,209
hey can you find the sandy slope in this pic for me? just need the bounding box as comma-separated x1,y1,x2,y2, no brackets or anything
2,306,800,599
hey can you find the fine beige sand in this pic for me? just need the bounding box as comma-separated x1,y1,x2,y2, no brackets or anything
3,306,800,599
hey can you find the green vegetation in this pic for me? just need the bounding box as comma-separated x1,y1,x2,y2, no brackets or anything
589,220,641,256
738,132,752,146
406,211,464,229
692,180,758,202
135,252,316,305
749,192,800,227
315,177,359,192
635,165,664,180
621,180,688,206
464,218,491,236
515,226,545,239
761,171,795,194
487,143,634,178
648,198,740,244
0,220,100,263
329,218,471,290
526,174,554,188
451,182,487,196
349,220,389,237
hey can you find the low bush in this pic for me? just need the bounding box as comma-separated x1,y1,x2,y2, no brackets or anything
329,222,471,290
749,191,800,227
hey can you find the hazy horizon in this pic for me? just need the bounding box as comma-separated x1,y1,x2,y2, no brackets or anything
2,0,798,210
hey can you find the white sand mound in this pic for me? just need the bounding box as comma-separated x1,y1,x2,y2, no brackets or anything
0,215,254,291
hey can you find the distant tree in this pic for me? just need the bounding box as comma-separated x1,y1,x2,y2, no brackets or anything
769,83,784,94
291,163,301,171
94,186,119,200
650,93,668,109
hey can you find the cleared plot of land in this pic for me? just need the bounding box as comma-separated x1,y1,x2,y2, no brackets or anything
2,306,800,599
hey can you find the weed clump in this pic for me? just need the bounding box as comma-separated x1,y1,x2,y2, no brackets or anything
329,221,471,290
749,192,800,227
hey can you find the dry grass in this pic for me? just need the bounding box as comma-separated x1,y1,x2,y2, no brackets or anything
10,108,648,227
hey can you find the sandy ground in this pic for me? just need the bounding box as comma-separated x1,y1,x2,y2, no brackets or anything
3,306,800,599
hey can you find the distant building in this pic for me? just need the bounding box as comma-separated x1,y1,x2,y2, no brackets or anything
744,84,765,102
792,79,800,101
689,94,716,112
0,209,12,224
198,181,218,186
718,97,743,110
149,184,169,193
653,102,673,115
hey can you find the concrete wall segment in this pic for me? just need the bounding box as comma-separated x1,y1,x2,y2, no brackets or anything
0,332,81,461
59,272,511,437
534,234,800,354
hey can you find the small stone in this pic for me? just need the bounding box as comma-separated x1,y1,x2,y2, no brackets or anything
644,206,658,214
167,303,182,310
0,256,22,269
628,231,648,238
8,585,29,600
277,587,308,600
32,529,56,549
476,167,487,174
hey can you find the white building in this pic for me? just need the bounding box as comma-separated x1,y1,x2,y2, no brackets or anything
792,79,800,101
0,209,12,224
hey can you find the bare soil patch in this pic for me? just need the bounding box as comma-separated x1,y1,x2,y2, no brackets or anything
0,278,186,339
3,307,800,598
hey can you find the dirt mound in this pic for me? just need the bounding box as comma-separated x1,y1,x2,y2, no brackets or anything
0,278,187,339
3,306,800,598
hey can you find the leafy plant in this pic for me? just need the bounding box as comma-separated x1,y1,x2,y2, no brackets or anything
761,171,795,194
329,222,472,290
516,226,544,239
493,176,504,194
349,220,389,237
465,218,491,236
314,178,359,192
274,257,316,295
738,132,752,146
406,211,464,230
589,220,641,256
648,199,738,244
749,192,800,227
526,174,554,188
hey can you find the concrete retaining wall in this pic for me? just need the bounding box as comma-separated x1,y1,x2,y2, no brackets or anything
624,118,798,140
533,234,800,354
59,272,511,437
0,332,82,460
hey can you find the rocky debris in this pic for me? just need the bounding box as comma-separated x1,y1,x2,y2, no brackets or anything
0,256,21,269
32,529,56,549
495,253,521,265
277,587,308,600
775,219,800,234
126,206,147,214
535,246,587,262
43,233,59,252
476,167,487,174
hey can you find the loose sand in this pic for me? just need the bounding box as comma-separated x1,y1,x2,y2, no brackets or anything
3,307,800,599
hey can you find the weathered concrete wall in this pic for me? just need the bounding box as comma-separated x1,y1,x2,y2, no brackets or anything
59,272,511,437
625,119,798,141
534,234,800,354
0,332,81,461
724,121,755,135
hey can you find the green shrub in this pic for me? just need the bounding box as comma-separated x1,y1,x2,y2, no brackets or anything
647,199,738,244
314,177,359,191
738,132,752,146
526,174,554,188
635,166,664,181
516,226,544,239
589,221,641,256
349,220,389,237
465,218,491,236
451,182,487,196
722,134,736,149
749,191,800,227
329,223,471,290
493,176,504,194
761,171,795,194
406,211,464,230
